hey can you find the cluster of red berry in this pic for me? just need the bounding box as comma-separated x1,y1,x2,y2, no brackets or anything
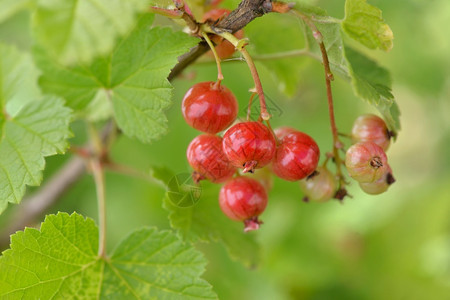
183,81,320,232
345,114,395,194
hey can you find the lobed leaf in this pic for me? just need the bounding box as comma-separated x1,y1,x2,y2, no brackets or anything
35,14,199,143
0,44,72,214
0,212,217,299
343,0,394,51
32,0,149,65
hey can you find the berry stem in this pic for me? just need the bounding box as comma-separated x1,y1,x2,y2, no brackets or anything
88,125,107,258
247,92,257,121
293,10,347,193
202,32,224,84
202,24,270,120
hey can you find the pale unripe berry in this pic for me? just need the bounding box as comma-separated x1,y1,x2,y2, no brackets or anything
345,141,388,183
359,165,395,195
299,167,337,202
352,114,391,151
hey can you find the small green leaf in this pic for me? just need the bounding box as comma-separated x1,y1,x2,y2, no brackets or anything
344,45,400,134
33,0,149,65
343,0,394,51
35,15,199,143
0,212,217,299
0,44,72,214
163,183,261,267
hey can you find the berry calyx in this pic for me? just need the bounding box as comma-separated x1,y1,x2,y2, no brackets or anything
351,114,391,151
219,177,268,232
299,167,337,202
345,141,388,183
272,129,320,181
182,81,238,134
359,165,395,195
187,134,236,183
222,121,276,173
202,9,245,59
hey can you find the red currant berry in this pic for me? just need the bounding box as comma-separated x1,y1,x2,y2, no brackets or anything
345,141,388,183
219,177,268,232
187,134,236,183
182,81,238,134
359,165,395,195
222,121,276,173
272,129,320,181
202,9,245,59
352,114,391,151
299,167,336,202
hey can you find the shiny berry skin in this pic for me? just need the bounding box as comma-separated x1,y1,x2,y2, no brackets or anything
182,82,238,134
299,167,336,202
202,9,245,59
187,134,236,183
274,126,297,140
222,121,276,173
352,114,391,151
219,177,268,232
345,141,388,183
272,130,320,181
359,165,395,195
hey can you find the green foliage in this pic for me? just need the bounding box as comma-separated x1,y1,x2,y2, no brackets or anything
0,0,32,23
343,0,394,52
35,15,199,143
0,44,72,214
33,0,149,65
344,46,400,133
0,212,217,299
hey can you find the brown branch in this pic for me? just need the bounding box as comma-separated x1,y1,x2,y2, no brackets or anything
169,0,272,80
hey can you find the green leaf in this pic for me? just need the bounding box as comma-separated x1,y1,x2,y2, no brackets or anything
0,0,32,23
343,0,394,51
344,45,400,134
303,18,351,81
300,15,400,134
163,182,261,267
32,0,149,65
0,212,218,299
35,15,199,143
0,44,72,214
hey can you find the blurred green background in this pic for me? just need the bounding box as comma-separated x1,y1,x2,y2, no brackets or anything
1,0,450,299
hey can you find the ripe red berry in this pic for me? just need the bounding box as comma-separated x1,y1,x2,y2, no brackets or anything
359,165,395,195
222,121,276,173
219,177,268,232
299,167,336,202
345,141,388,183
182,81,238,134
274,126,297,140
187,134,236,183
202,9,245,59
352,114,391,151
272,129,320,181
